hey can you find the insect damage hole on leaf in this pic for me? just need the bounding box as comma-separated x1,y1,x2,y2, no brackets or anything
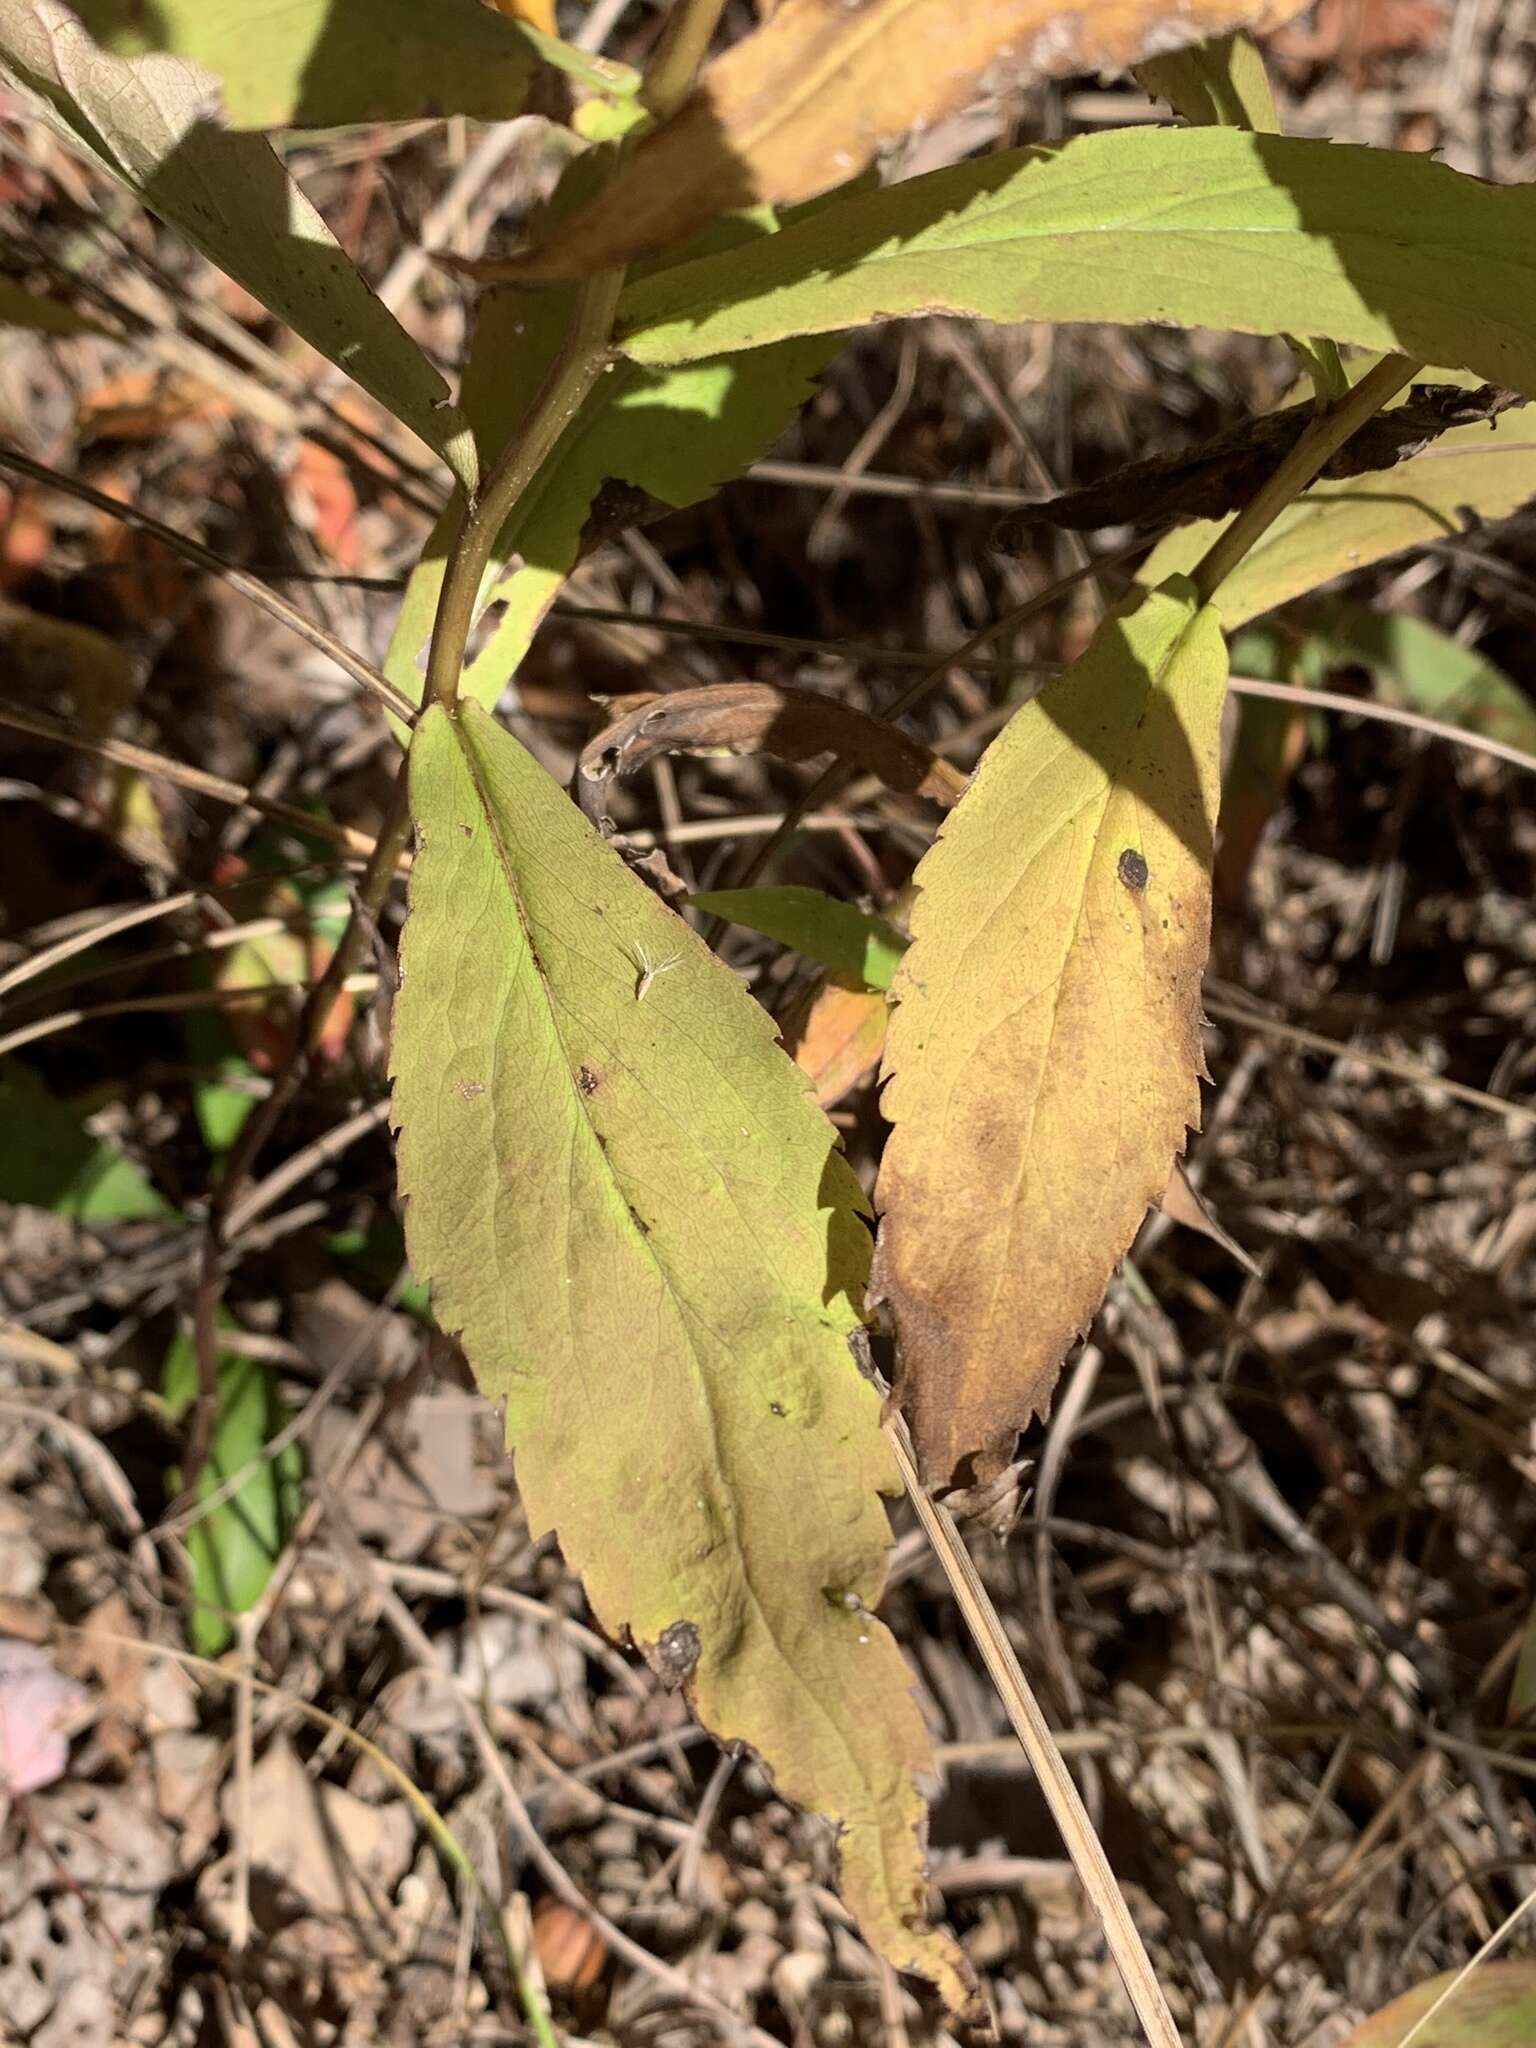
650,1620,702,1689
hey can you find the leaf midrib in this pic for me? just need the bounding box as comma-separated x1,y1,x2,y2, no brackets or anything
450,708,845,1705
635,216,1532,333
969,666,1163,1336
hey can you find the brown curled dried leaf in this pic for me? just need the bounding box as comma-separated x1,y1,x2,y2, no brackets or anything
575,681,967,827
993,382,1527,543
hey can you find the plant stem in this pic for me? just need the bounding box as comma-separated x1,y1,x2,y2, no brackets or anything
1189,353,1421,604
421,272,624,715
885,1411,1184,2048
420,0,729,717
642,0,727,117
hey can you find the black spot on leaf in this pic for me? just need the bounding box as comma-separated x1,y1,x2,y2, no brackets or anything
1117,847,1149,892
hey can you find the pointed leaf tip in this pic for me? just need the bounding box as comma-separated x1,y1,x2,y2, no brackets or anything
390,701,970,2006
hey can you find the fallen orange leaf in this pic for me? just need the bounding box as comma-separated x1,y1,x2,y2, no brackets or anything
785,977,890,1108
485,0,558,30
288,440,362,572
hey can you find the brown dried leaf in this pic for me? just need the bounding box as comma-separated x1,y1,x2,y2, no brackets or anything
575,682,966,826
491,0,1314,285
1158,1161,1257,1273
532,1898,608,1992
233,1736,414,1921
992,382,1527,541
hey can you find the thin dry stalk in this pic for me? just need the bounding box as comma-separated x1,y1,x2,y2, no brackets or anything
886,1410,1185,2048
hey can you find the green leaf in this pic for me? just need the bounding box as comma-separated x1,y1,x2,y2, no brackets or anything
1289,599,1536,751
1134,33,1347,402
385,254,841,720
872,582,1228,1486
184,1007,260,1157
70,0,632,130
1339,1961,1536,2048
385,176,858,721
163,1322,303,1656
1137,28,1282,130
495,0,1317,288
0,275,99,336
1229,620,1333,759
390,700,968,2007
463,338,839,711
1,1,476,492
690,886,909,991
1140,399,1536,626
617,126,1536,400
0,1062,171,1224
194,1066,259,1156
1229,623,1328,686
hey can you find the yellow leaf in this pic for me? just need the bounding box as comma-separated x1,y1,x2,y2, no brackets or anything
1338,1961,1536,2048
872,583,1227,1486
1140,398,1536,627
391,702,971,2007
497,0,1313,284
485,0,557,32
